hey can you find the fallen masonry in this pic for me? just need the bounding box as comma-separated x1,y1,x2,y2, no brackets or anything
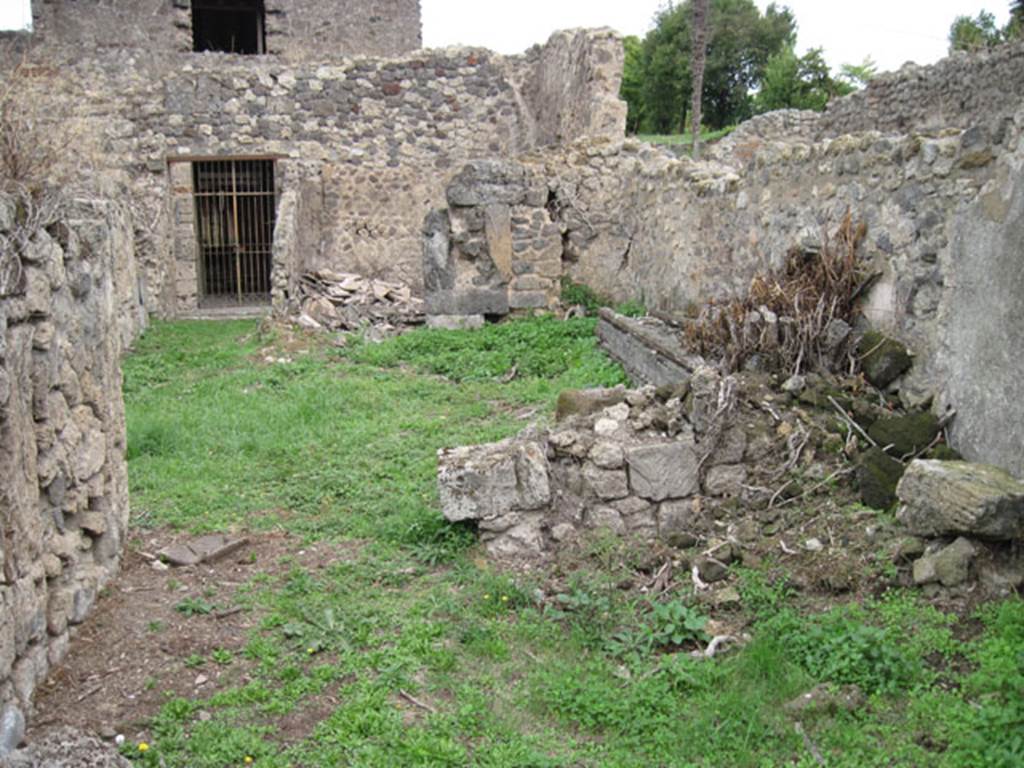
438,373,1024,597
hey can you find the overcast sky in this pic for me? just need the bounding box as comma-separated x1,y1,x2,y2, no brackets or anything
0,1,1014,73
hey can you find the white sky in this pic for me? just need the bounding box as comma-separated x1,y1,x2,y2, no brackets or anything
0,1,1013,73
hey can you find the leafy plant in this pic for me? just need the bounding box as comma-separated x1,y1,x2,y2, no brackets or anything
646,600,710,648
175,597,215,617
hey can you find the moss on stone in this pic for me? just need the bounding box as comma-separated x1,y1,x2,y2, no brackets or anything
859,331,913,388
857,446,906,509
868,412,940,456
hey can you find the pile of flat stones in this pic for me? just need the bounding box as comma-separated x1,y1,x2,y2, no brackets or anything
294,270,425,335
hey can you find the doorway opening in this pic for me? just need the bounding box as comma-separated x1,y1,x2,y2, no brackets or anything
192,159,276,307
191,0,266,55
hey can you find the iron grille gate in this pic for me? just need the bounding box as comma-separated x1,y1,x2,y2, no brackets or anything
193,159,276,307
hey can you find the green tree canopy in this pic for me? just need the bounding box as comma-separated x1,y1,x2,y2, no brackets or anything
754,46,853,113
635,0,796,133
620,35,646,133
949,10,1004,51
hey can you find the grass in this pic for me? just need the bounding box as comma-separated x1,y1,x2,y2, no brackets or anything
635,126,737,148
121,318,1024,767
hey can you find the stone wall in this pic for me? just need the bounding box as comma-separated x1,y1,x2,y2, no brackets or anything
439,370,773,561
29,0,422,61
2,27,626,315
818,42,1024,137
0,189,141,742
424,43,1024,478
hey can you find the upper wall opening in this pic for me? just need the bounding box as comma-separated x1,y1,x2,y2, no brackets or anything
192,0,265,54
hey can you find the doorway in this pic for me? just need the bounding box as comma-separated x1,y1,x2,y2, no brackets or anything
192,159,276,307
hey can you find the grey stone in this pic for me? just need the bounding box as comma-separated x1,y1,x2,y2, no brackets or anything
704,464,747,497
582,465,629,500
0,726,131,767
695,556,730,583
426,314,484,330
438,438,550,523
585,506,626,534
897,460,1024,540
0,705,25,758
422,209,454,293
858,331,912,389
913,537,976,587
658,499,700,546
425,289,508,316
626,442,700,501
508,290,549,309
555,387,626,421
589,440,625,469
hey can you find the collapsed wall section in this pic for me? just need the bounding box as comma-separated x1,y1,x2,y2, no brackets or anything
0,190,141,742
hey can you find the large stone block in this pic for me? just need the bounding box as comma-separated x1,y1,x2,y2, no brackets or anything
425,289,508,317
438,438,550,523
897,460,1024,540
626,442,700,501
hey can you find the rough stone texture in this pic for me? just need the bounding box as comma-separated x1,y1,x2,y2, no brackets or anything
0,726,131,767
912,537,976,587
0,191,140,729
1,25,625,316
857,447,906,510
438,376,769,560
897,460,1024,540
487,47,1024,475
28,0,422,61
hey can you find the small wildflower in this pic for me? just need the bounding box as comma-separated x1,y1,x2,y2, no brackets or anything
501,595,509,602
307,647,315,655
138,743,150,753
483,593,490,600
244,757,254,765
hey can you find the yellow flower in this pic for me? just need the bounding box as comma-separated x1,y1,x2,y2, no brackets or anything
307,647,315,655
138,743,150,753
244,757,254,765
500,595,509,602
483,594,490,600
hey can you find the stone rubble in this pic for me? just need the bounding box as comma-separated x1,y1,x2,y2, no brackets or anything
294,270,425,334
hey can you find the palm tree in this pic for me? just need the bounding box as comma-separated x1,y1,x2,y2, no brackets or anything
690,0,710,160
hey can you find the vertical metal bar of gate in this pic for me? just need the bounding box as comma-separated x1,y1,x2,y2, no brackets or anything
193,159,276,307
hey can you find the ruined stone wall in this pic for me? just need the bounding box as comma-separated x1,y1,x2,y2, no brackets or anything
0,190,141,740
508,108,1024,478
29,0,422,60
818,42,1024,137
2,27,625,314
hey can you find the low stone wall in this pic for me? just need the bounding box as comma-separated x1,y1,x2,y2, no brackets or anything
439,369,773,560
0,190,140,748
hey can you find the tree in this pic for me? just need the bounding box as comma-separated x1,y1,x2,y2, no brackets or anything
1008,1,1024,38
949,11,1003,52
634,0,796,134
690,0,709,159
839,56,878,89
620,36,646,134
754,47,852,113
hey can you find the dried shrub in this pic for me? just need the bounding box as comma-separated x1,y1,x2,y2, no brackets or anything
682,213,870,376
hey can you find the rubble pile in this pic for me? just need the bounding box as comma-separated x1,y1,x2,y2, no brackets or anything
294,270,425,334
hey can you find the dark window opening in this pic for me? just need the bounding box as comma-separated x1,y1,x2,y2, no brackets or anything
192,0,265,54
193,159,276,307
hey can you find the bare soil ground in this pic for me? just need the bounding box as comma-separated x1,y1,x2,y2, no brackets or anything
29,530,360,746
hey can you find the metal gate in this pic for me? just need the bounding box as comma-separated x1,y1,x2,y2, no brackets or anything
193,159,276,307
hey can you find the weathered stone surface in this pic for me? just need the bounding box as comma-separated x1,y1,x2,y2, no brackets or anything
897,460,1024,539
626,442,700,501
704,464,747,497
596,310,698,387
585,506,626,534
438,438,551,523
857,447,906,510
868,412,940,456
589,440,625,469
582,465,629,501
913,537,976,587
695,556,730,583
0,706,25,759
555,387,627,421
658,499,700,545
425,289,509,317
0,726,131,767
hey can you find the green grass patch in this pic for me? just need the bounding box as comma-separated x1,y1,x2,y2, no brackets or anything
121,318,1023,767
